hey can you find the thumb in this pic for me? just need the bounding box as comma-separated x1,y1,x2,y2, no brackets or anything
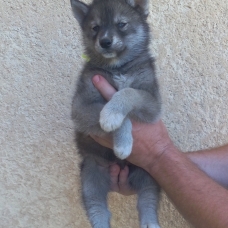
92,75,117,101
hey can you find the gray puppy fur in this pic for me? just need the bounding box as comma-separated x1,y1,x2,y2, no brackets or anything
70,0,161,227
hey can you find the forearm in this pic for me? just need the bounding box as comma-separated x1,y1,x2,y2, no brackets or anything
187,145,228,188
147,145,228,228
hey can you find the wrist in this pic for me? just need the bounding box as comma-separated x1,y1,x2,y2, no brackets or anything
128,120,178,173
146,142,181,176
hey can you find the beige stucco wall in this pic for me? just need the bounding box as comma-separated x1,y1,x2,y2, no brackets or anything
1,0,228,227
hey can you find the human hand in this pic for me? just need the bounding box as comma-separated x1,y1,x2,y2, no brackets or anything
92,75,173,172
109,164,135,195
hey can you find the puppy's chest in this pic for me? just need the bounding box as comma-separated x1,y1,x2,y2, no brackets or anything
112,74,134,90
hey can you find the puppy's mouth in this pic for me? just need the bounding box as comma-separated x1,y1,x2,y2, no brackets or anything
102,52,117,59
95,46,117,59
95,44,123,59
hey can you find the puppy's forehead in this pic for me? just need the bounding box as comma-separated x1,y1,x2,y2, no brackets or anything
89,1,132,24
89,11,101,25
90,5,114,22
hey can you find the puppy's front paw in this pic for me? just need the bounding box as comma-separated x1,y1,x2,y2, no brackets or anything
114,140,132,160
112,118,133,160
141,224,160,228
100,106,125,132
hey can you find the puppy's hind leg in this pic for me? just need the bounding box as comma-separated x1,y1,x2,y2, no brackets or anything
129,166,160,228
138,187,160,228
81,158,111,228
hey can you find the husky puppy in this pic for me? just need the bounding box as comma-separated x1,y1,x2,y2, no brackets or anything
70,0,161,227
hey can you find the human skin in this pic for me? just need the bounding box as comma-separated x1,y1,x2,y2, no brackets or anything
91,75,228,228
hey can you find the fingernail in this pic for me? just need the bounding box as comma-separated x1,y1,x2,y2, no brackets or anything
93,75,100,83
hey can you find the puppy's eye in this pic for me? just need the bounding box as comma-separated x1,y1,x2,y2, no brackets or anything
117,22,127,29
92,25,100,32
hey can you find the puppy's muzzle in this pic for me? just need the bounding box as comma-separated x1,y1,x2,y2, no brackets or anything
100,38,112,49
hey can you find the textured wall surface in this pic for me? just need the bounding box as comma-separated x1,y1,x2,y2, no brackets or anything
1,0,228,227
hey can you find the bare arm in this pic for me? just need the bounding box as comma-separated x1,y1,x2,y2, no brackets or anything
92,75,228,228
187,145,228,188
148,145,228,228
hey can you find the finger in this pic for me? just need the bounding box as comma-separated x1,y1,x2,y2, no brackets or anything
109,164,120,192
90,135,113,149
119,166,129,185
92,75,117,101
119,166,135,195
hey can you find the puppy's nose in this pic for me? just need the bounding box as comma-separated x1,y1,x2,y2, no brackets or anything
100,38,112,49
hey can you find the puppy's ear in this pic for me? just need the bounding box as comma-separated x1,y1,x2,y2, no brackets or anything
126,0,149,17
71,0,89,25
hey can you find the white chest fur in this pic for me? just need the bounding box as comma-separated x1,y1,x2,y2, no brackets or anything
113,74,134,90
